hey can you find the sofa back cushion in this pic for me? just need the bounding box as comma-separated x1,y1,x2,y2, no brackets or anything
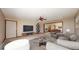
44,32,51,38
50,32,58,38
70,34,77,41
63,32,71,40
58,37,68,40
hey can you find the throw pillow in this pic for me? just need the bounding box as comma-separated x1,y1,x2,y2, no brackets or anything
64,32,71,40
70,34,77,41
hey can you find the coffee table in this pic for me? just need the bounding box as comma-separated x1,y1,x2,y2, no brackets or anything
39,42,46,46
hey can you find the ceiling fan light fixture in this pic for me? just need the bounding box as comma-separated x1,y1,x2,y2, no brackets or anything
39,16,46,21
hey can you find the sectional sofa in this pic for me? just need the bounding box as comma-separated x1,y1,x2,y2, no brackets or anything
44,32,79,50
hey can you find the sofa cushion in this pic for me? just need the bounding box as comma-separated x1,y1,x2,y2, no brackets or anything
46,42,69,50
63,32,71,40
58,37,68,40
57,39,79,50
70,34,77,41
56,33,64,37
51,34,58,38
50,32,58,38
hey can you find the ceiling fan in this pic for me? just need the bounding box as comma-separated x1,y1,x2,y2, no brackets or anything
39,16,47,21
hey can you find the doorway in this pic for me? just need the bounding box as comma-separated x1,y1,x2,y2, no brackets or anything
44,21,63,33
5,20,17,38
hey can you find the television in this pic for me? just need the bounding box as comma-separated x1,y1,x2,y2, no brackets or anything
23,25,33,32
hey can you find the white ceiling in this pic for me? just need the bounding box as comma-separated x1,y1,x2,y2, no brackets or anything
1,8,78,20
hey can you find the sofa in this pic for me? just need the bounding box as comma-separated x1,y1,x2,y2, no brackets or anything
44,32,79,50
57,33,79,50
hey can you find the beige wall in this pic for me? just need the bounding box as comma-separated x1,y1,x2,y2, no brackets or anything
5,19,37,37
45,17,75,33
5,18,37,36
75,11,79,35
0,9,5,44
17,19,36,36
63,17,75,33
5,17,75,37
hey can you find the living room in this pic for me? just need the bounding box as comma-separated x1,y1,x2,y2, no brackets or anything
0,8,79,50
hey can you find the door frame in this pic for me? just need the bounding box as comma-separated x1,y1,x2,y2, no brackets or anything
5,20,17,39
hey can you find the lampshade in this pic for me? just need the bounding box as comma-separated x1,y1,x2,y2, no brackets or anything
66,29,70,32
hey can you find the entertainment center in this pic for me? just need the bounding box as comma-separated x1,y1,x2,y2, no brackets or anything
22,25,34,36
